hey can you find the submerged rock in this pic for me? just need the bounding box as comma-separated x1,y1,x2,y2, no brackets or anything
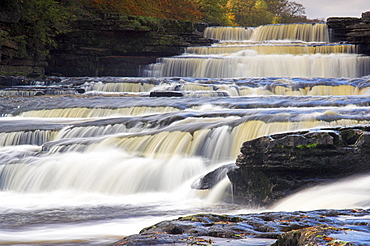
228,126,370,207
149,91,184,97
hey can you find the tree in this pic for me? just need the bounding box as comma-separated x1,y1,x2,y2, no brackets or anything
278,1,306,23
82,0,201,22
228,0,308,26
250,0,275,26
2,0,74,62
228,0,255,26
195,0,232,25
229,0,275,26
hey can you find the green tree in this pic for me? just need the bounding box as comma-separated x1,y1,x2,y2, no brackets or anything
229,0,275,26
229,0,255,26
229,0,307,26
250,0,275,26
6,0,74,61
195,0,231,25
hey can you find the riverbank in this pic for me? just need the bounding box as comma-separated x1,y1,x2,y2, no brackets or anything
110,209,370,245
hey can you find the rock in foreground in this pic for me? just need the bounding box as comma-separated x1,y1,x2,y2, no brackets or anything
110,209,370,245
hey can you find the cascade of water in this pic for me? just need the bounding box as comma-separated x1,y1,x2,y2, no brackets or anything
0,149,207,194
203,26,254,40
144,22,370,78
186,44,357,55
0,130,57,146
73,77,370,97
83,81,155,93
0,89,77,97
19,106,180,118
250,23,330,42
9,107,370,160
148,53,370,78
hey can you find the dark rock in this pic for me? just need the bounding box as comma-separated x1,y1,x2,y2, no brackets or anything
27,72,41,78
362,11,370,23
272,226,355,246
191,164,237,189
0,76,30,87
228,126,370,207
327,12,370,55
327,17,361,42
110,209,370,245
75,88,86,94
45,15,214,77
149,91,184,97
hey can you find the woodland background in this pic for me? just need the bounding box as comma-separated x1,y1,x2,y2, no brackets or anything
0,0,320,76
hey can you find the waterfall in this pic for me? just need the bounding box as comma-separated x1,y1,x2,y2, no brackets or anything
148,53,369,78
186,44,357,55
145,22,370,78
250,23,330,42
1,22,370,246
203,26,254,40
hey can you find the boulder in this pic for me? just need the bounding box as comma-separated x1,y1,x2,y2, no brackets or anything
228,126,370,207
191,164,237,189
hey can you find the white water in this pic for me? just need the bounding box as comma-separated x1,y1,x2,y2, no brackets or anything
272,174,370,211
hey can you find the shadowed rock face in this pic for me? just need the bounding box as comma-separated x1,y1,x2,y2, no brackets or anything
228,126,370,207
327,12,370,55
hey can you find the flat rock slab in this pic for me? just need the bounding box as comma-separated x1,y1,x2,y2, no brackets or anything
109,209,370,245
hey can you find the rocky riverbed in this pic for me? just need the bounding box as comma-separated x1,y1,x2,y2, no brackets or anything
110,209,370,245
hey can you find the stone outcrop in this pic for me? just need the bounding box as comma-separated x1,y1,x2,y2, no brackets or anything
327,11,370,55
227,126,370,207
327,17,361,42
347,12,370,55
110,209,370,245
45,14,213,77
1,6,213,77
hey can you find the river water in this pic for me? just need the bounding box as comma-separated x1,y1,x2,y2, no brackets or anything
0,23,370,245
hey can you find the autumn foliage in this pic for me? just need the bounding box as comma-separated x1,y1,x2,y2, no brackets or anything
81,0,316,26
83,0,202,22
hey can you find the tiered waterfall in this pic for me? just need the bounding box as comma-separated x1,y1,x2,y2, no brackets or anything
0,22,369,245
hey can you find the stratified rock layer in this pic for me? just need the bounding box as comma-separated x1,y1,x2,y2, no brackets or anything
45,15,213,77
327,11,370,55
228,126,370,206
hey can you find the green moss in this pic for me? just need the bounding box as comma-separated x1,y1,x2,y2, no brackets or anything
296,143,318,150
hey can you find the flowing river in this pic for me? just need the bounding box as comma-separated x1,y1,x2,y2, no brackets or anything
0,23,370,245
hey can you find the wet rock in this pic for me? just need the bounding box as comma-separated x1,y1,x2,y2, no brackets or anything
191,163,237,189
0,76,30,87
229,126,370,206
272,226,355,246
149,91,184,97
110,209,370,245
